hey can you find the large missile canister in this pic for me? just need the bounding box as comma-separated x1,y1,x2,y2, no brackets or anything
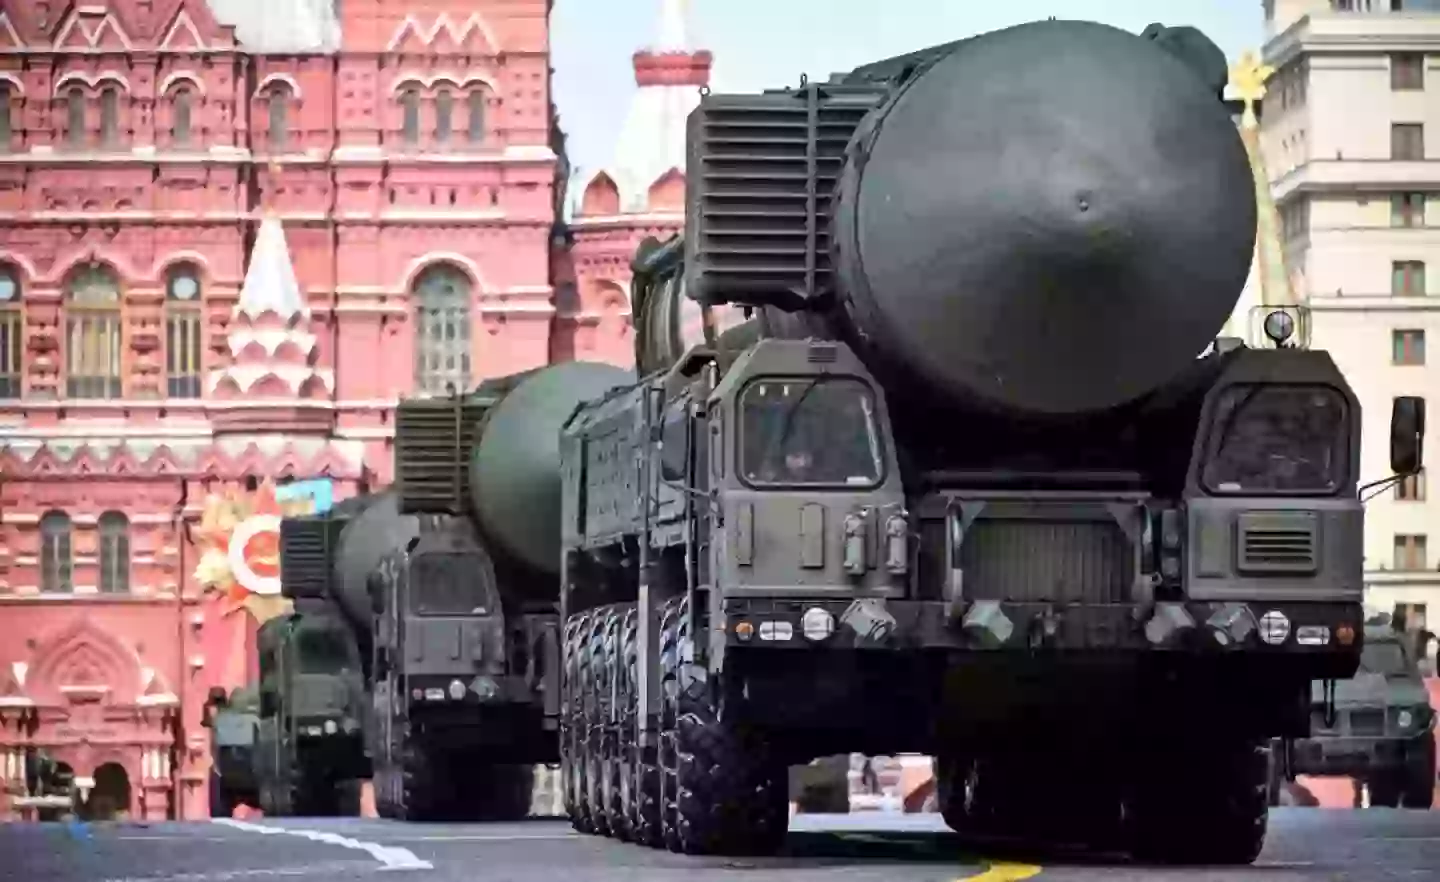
831,20,1255,417
469,362,634,576
332,492,418,632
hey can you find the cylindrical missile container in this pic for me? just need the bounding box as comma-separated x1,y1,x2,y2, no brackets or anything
332,492,418,633
827,20,1255,417
469,362,634,580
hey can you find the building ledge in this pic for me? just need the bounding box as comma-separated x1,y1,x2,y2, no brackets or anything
1272,159,1440,204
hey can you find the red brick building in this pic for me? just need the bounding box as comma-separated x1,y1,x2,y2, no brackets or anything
0,0,704,819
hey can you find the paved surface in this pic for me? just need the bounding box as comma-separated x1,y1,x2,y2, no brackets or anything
2,809,1437,882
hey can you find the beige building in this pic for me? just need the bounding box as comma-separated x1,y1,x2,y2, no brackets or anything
1261,1,1440,632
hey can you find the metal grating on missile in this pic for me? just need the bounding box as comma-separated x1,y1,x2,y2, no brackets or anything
684,83,886,310
394,396,490,515
279,515,342,601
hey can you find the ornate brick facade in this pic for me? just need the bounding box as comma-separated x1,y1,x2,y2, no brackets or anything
0,0,664,820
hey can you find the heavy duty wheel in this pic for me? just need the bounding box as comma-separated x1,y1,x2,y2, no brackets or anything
1127,738,1269,865
1402,731,1436,809
658,596,789,856
600,607,633,841
584,610,612,837
561,615,590,832
469,764,537,820
623,605,663,847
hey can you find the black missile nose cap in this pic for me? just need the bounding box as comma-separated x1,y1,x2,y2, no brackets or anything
841,19,1256,416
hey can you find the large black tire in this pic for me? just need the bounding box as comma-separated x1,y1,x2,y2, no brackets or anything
561,614,592,832
658,596,789,856
584,610,612,837
599,607,633,841
1127,738,1269,865
1402,731,1436,809
468,765,537,820
622,605,663,848
1369,777,1402,808
208,772,233,819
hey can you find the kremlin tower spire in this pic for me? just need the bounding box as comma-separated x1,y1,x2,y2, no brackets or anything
559,0,715,367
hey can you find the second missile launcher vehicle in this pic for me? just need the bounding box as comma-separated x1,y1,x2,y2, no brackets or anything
545,18,1427,865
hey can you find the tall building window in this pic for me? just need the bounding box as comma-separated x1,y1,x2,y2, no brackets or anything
413,264,472,395
1394,534,1429,571
267,83,292,150
1393,261,1427,296
1397,470,1427,502
0,264,19,398
467,90,486,143
1393,328,1426,364
1392,123,1425,161
0,82,12,151
435,88,453,144
99,85,119,146
39,511,73,593
1392,53,1425,91
172,87,193,146
65,264,123,399
66,87,85,146
400,86,420,145
97,511,131,594
165,264,203,398
1392,192,1426,228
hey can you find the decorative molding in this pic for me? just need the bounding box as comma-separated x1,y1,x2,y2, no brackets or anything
157,9,207,53
0,440,364,480
53,71,135,96
387,72,498,94
386,12,501,55
253,73,301,100
53,7,135,52
157,71,206,97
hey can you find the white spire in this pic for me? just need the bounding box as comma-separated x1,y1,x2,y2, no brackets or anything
236,216,308,320
654,0,690,52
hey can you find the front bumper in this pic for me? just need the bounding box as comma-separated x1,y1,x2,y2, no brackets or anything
723,597,1362,658
1289,731,1432,778
404,674,538,707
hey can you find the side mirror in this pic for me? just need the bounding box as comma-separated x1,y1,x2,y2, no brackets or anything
1390,396,1426,476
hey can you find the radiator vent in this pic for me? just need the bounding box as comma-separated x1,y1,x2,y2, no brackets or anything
393,396,490,515
960,519,1132,604
279,515,344,601
1237,512,1318,575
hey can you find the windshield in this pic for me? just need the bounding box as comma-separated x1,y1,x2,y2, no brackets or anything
410,553,492,616
297,628,355,674
739,377,884,488
1359,640,1412,678
1201,385,1347,494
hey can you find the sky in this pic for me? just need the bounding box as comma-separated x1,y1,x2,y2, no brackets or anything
550,0,1269,182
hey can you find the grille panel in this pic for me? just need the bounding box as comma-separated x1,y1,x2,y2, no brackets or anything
394,397,490,515
959,520,1132,604
1347,709,1386,737
1237,511,1318,574
279,516,343,601
685,85,886,309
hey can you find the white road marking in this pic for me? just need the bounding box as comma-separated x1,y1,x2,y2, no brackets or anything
211,818,433,871
382,833,579,842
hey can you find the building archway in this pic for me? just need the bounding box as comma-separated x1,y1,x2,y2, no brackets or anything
84,762,132,821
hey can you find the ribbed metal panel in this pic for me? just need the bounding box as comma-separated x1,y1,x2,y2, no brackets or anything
685,84,885,308
279,516,341,601
960,520,1132,604
393,396,490,514
1238,512,1318,574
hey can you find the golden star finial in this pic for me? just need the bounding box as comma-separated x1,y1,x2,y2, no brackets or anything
1228,50,1275,130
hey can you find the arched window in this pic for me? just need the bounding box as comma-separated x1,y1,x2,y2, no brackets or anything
0,264,19,398
98,511,131,594
65,263,123,399
267,83,292,149
39,511,73,594
165,263,203,398
467,90,486,144
434,88,453,143
66,87,85,146
400,86,420,146
0,82,12,151
172,87,193,146
99,85,119,146
413,265,472,395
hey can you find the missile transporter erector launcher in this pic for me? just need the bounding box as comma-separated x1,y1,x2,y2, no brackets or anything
554,19,1427,864
277,487,551,822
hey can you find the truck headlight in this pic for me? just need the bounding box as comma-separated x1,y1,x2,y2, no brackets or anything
323,719,338,735
1398,709,1414,730
448,679,467,700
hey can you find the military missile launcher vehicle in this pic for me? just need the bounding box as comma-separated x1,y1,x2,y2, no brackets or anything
1277,625,1436,808
548,19,1427,864
252,609,368,816
203,685,261,818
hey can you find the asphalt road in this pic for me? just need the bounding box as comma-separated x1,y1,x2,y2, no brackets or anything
2,809,1437,882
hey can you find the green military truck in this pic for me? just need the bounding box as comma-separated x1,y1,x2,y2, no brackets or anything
1276,625,1436,808
203,685,261,817
252,612,368,816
